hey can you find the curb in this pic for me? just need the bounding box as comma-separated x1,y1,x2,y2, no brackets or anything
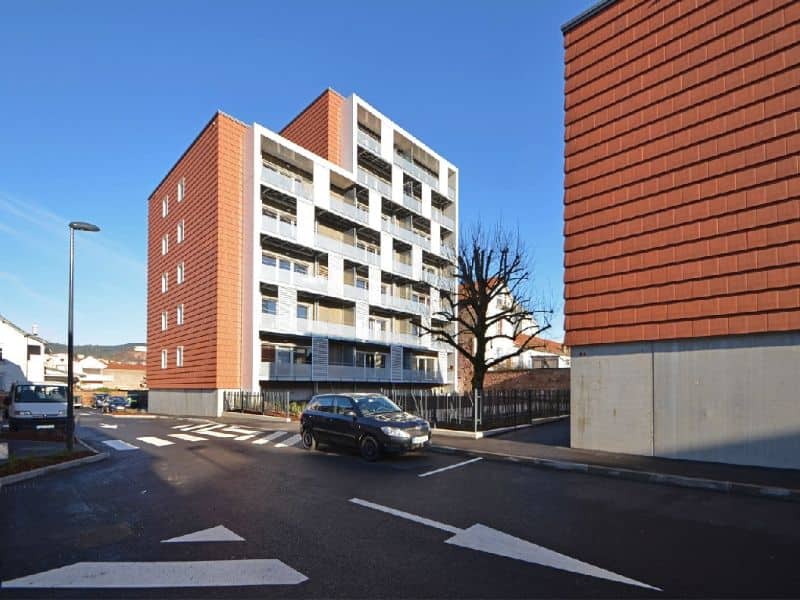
0,436,109,489
428,445,800,503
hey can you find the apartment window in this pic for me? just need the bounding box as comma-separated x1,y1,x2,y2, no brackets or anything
161,272,168,293
176,346,184,368
355,277,368,289
162,196,169,217
176,304,184,325
293,262,308,275
262,253,277,267
177,177,185,202
161,311,168,331
177,219,184,243
176,262,185,284
161,234,169,255
297,304,310,320
161,349,167,369
262,298,277,315
279,258,291,271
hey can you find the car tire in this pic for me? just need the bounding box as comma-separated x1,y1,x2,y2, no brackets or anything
301,428,314,450
359,435,380,462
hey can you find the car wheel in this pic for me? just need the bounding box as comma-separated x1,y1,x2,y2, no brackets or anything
359,435,380,462
301,428,314,450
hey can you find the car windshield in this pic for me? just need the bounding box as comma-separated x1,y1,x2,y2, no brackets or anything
353,395,402,416
15,385,67,403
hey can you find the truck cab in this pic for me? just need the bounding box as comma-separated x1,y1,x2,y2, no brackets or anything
4,383,68,431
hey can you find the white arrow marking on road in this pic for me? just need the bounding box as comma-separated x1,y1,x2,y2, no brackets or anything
2,559,307,588
349,498,660,591
168,433,208,442
252,431,286,445
137,436,174,447
102,440,139,451
418,457,483,478
161,525,245,543
275,433,302,448
99,423,118,429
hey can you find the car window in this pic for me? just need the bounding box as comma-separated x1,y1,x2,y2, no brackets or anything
353,395,402,416
335,397,355,415
317,396,335,413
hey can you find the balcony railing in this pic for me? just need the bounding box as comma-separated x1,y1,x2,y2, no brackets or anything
259,361,440,382
261,214,297,240
366,328,392,343
431,209,455,231
440,243,457,261
357,130,382,156
394,151,439,188
402,368,443,383
261,313,278,331
394,332,425,347
447,186,457,201
343,283,369,302
259,362,312,380
296,318,356,339
330,194,369,225
381,293,416,313
357,168,392,198
401,193,422,214
393,260,413,278
261,165,312,201
261,264,328,293
328,364,390,381
314,233,380,266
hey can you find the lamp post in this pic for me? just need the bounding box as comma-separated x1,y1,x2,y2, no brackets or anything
67,221,100,452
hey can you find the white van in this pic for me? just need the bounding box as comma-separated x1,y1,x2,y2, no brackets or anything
4,383,68,431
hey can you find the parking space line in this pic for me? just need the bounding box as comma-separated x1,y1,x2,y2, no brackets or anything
102,440,139,451
252,431,286,445
275,433,302,448
137,436,174,447
418,457,483,478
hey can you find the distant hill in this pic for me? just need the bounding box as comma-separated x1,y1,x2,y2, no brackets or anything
47,343,146,364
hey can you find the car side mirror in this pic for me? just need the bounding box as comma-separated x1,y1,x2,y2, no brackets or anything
345,410,357,418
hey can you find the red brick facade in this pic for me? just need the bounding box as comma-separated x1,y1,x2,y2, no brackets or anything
563,0,800,346
146,112,247,389
281,88,345,167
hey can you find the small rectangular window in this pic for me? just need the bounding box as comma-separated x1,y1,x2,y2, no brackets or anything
279,258,291,271
161,273,168,293
161,311,168,331
161,349,167,369
176,262,185,284
262,254,276,267
162,196,169,217
177,220,184,243
297,304,309,319
176,304,184,325
293,263,308,275
176,346,184,368
177,178,185,202
262,298,277,314
161,234,169,255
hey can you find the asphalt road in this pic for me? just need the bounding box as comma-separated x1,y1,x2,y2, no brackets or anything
1,409,799,598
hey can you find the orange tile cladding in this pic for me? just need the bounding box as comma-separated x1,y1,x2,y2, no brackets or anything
280,88,344,166
563,0,800,346
146,113,247,389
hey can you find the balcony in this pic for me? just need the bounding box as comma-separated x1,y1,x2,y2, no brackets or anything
381,294,416,313
393,260,413,278
261,264,329,293
343,283,369,302
261,313,278,331
329,194,369,225
357,130,382,156
261,214,297,240
440,243,457,261
394,151,439,188
328,363,390,381
259,362,312,381
402,368,443,383
381,220,430,250
261,165,312,201
366,327,392,344
296,318,356,339
394,332,426,347
357,168,392,198
431,208,455,231
447,186,456,201
401,193,422,214
315,233,380,266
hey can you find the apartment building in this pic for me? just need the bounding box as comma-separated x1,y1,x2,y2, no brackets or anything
563,0,800,468
147,89,458,416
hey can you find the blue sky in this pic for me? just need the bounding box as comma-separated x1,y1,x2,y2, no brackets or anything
0,0,594,344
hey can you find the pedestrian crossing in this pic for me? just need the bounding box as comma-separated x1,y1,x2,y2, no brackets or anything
99,422,305,453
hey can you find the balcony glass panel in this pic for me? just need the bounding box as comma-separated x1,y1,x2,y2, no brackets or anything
315,233,380,266
402,193,422,214
394,152,439,188
261,214,297,240
357,168,392,198
328,364,390,381
357,130,382,156
261,165,312,200
343,283,368,301
393,260,413,278
296,318,356,339
329,194,369,224
259,362,312,380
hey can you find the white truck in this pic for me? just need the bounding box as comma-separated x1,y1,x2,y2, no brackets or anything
3,383,68,431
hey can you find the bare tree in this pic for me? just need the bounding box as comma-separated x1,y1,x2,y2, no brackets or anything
421,223,552,393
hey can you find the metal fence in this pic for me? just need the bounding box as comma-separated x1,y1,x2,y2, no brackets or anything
385,388,569,432
223,390,294,418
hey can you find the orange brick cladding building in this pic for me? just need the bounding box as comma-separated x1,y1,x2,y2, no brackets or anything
147,90,459,416
563,0,800,469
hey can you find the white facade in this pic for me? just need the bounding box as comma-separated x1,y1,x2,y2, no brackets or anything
241,94,458,391
0,314,46,391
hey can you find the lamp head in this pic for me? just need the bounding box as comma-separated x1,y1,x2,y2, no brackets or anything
69,221,100,232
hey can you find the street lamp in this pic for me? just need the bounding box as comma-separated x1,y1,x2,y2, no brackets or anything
67,221,100,452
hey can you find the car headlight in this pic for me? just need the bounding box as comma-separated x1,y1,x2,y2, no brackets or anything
381,426,410,439
14,410,32,416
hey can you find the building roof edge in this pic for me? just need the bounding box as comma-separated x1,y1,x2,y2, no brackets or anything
561,0,618,34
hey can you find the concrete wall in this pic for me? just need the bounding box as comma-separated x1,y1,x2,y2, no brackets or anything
149,388,226,417
571,332,800,469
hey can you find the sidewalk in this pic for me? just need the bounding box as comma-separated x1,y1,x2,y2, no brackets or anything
430,421,800,501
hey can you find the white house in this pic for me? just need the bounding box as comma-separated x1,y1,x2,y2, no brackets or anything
0,314,46,391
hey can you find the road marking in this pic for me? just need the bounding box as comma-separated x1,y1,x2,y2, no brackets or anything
171,424,193,430
137,436,174,447
102,440,139,451
183,423,216,431
252,431,286,445
418,457,483,478
168,433,208,442
162,525,244,543
99,424,118,430
349,498,660,591
275,433,302,448
224,427,260,435
193,430,236,438
235,434,255,441
3,559,308,588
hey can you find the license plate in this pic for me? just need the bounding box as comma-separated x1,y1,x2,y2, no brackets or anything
36,424,55,430
412,435,428,445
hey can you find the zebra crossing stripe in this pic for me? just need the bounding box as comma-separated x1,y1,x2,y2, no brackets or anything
275,434,302,448
102,439,139,451
252,431,286,445
182,423,215,431
235,434,255,441
137,436,174,447
194,430,236,438
224,427,260,436
172,424,194,430
169,433,208,442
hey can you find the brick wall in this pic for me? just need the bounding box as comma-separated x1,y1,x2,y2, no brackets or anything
280,88,345,166
563,0,800,346
483,368,570,391
146,112,247,389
